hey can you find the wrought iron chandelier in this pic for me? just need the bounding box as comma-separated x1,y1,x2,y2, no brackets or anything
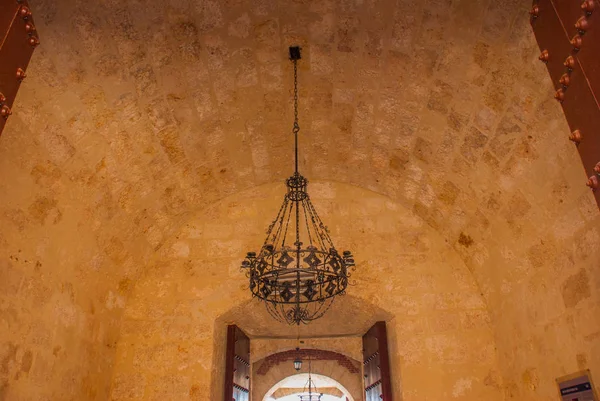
240,46,355,325
299,358,322,401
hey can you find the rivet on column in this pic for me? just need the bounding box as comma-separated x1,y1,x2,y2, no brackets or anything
587,175,599,191
25,22,36,33
530,5,540,18
581,0,595,15
18,5,31,19
539,50,550,63
28,36,39,47
571,35,583,50
575,17,589,33
0,105,12,119
0,93,5,103
560,73,571,88
569,129,583,144
594,162,600,174
555,89,565,102
564,56,576,70
569,129,582,144
16,68,26,81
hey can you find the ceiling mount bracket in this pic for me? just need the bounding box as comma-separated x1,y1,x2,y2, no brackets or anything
289,46,301,60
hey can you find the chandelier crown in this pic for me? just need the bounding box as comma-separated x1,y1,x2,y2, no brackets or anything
241,46,355,325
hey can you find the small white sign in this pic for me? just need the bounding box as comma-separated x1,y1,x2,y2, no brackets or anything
558,371,597,401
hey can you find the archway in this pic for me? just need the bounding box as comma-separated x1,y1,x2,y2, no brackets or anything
254,349,362,401
263,373,355,401
215,296,384,401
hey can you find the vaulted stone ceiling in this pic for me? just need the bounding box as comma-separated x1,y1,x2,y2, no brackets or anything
1,0,599,400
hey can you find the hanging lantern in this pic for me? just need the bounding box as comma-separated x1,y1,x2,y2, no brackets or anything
294,347,302,371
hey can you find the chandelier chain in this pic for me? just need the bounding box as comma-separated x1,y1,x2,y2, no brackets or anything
279,198,291,248
293,58,301,255
267,196,288,245
302,199,314,246
293,58,300,174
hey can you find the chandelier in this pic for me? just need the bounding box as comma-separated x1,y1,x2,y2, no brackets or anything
299,358,322,401
240,46,355,325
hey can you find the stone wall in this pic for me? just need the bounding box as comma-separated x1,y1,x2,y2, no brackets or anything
0,112,146,400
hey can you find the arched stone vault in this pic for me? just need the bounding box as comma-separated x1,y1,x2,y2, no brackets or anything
113,182,502,400
0,0,598,400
